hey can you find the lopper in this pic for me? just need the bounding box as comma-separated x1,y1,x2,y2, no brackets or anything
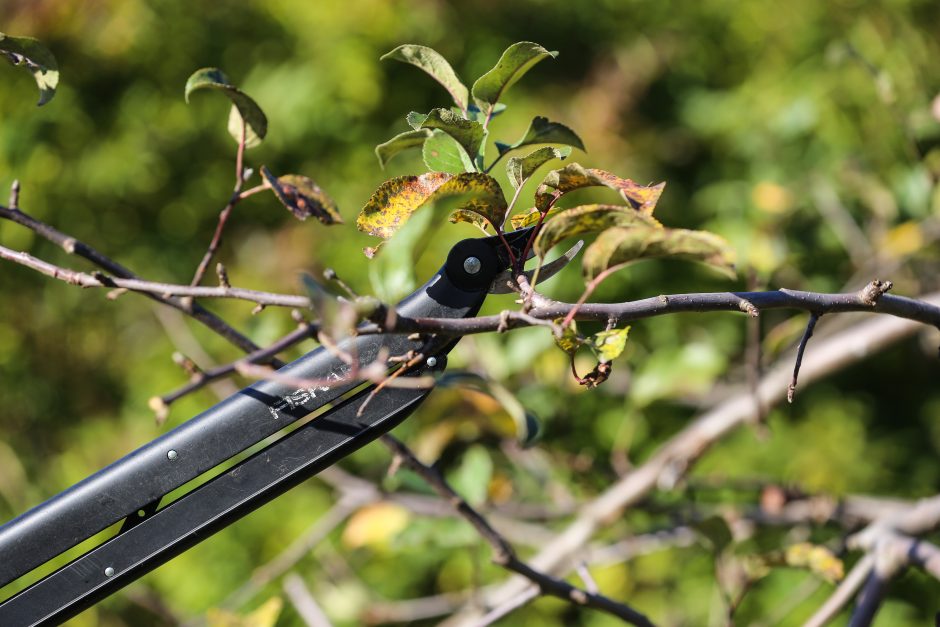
0,226,578,626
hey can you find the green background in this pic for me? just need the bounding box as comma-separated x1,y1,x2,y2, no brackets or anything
1,1,939,624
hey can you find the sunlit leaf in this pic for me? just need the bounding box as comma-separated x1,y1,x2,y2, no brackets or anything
590,327,630,363
0,32,58,106
358,172,506,239
533,203,660,257
375,128,431,169
437,371,541,447
407,108,485,170
507,146,571,191
471,42,557,112
536,163,665,213
423,129,476,174
553,319,582,355
382,44,469,111
342,502,410,549
509,206,564,229
784,543,844,583
185,67,267,146
260,166,341,224
582,224,737,280
498,116,585,156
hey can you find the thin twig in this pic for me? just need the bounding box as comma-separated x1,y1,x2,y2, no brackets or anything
0,203,277,362
787,312,820,403
190,119,249,286
379,435,655,627
283,573,334,627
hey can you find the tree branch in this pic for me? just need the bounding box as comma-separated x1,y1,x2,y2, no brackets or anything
379,434,655,627
441,293,940,626
0,203,279,363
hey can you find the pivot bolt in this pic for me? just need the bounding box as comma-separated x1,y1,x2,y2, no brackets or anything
104,566,115,577
167,449,178,461
463,256,482,275
426,356,438,368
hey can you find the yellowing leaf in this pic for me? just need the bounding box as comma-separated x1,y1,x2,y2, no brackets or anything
506,146,571,191
357,172,507,239
784,543,844,583
553,319,582,355
206,597,283,627
882,220,924,258
752,181,792,214
261,166,341,224
533,204,660,257
582,225,737,280
536,163,665,213
590,327,630,363
342,502,410,549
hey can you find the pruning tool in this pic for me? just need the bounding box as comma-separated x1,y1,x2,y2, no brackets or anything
0,227,579,626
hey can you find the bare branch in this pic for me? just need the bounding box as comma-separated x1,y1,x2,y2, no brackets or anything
442,294,940,626
379,435,655,627
283,573,334,627
788,312,820,403
0,203,277,362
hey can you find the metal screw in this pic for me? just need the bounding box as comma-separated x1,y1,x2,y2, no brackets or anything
426,356,438,368
463,256,482,275
167,449,178,461
104,567,115,577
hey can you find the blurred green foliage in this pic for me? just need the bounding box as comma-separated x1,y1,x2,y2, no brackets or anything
1,0,940,625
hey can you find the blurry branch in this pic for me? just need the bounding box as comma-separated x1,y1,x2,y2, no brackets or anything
0,199,280,364
283,573,334,627
806,494,940,626
379,434,656,627
442,293,940,626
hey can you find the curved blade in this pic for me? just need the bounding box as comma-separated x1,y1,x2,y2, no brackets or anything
489,240,583,294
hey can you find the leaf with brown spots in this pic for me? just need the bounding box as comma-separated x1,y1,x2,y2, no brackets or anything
535,163,665,213
261,166,342,224
533,204,660,257
581,224,736,280
357,172,507,239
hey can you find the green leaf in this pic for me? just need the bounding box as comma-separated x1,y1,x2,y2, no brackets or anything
185,67,268,147
358,172,507,239
0,32,59,106
693,516,734,554
448,445,493,506
498,116,585,156
533,204,660,257
507,146,571,191
581,224,737,280
437,371,541,447
423,129,476,174
381,44,469,111
589,327,630,363
375,129,431,169
471,42,557,112
536,163,665,213
407,108,485,170
260,166,342,225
